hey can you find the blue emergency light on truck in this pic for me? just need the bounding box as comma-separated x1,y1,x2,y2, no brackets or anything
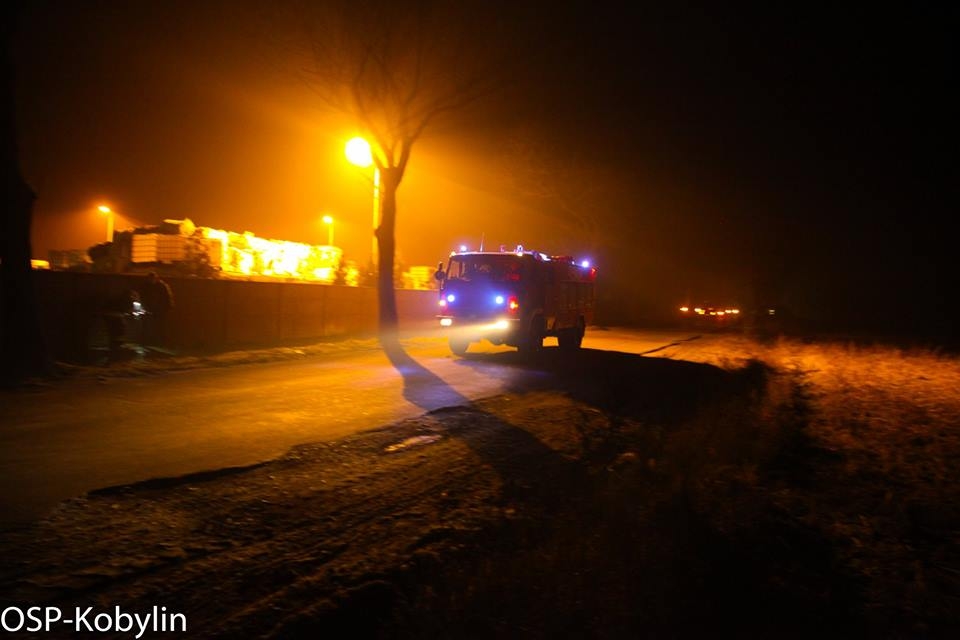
434,248,597,355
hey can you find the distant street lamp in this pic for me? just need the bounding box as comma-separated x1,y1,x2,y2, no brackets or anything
344,136,380,268
97,205,114,243
322,214,334,246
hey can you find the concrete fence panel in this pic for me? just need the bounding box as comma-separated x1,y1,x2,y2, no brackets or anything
29,271,438,361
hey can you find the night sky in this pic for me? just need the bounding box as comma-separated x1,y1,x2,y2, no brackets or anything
11,1,956,331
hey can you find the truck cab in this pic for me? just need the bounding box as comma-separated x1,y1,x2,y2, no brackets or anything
434,249,597,355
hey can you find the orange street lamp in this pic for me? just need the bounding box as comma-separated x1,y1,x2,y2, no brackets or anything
345,136,380,268
322,214,334,246
97,205,114,242
345,136,373,168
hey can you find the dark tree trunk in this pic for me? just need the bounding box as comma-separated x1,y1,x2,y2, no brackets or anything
2,3,50,386
375,167,400,337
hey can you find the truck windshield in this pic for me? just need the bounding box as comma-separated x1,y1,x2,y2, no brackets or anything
447,255,523,282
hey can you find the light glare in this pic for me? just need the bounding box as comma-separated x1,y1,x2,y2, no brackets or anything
345,137,373,168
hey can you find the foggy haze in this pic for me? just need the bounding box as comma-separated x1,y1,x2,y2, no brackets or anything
11,1,954,330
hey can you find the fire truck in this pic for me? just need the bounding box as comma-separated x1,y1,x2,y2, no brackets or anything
434,248,597,355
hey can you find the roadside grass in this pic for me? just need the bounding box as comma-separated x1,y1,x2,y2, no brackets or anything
386,338,960,638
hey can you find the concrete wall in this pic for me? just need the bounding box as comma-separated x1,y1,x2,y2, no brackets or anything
31,271,438,361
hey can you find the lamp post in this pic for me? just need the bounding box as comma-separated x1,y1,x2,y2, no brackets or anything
322,214,334,246
344,136,380,268
97,205,114,243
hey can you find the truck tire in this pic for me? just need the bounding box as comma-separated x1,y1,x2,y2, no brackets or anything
558,318,585,351
518,315,544,356
558,328,578,350
449,337,470,356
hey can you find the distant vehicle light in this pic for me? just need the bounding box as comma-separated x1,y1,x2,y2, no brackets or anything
679,306,689,312
493,319,510,330
495,295,505,305
446,294,456,303
440,318,453,327
508,296,519,312
438,299,447,307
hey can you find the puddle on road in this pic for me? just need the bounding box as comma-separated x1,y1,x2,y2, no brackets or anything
384,434,443,453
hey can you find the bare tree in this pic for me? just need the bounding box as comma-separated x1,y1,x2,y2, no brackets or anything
296,0,505,335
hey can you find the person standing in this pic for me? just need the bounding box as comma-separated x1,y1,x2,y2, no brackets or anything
103,288,140,358
141,271,174,349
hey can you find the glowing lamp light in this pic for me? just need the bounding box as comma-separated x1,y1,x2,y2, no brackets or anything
97,205,114,242
680,306,689,312
507,296,519,311
446,294,456,303
440,318,453,327
495,295,505,305
493,319,510,330
438,299,447,307
459,244,468,252
345,137,373,168
581,260,590,268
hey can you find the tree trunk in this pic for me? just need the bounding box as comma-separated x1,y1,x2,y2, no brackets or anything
2,5,50,386
375,167,400,337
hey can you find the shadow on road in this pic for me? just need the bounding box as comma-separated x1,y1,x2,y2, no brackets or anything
380,336,578,505
453,346,762,426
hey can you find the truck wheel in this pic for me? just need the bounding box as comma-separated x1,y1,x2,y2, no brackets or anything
558,328,577,351
518,316,544,355
558,320,585,351
449,337,470,356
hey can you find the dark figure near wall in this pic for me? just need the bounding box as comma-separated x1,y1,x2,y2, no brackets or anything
141,272,174,349
103,289,140,357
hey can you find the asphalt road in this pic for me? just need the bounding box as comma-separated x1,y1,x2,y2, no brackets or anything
0,328,699,525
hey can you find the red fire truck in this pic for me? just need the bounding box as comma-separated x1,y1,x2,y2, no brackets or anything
434,248,597,355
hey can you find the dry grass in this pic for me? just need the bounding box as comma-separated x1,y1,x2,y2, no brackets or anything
389,335,960,638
